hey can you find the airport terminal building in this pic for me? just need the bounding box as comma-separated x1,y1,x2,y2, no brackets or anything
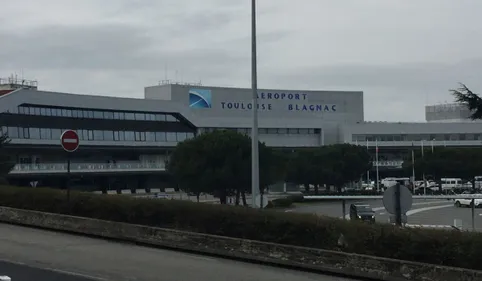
1,77,481,189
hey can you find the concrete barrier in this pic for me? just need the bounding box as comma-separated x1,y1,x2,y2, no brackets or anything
0,276,11,281
0,206,480,281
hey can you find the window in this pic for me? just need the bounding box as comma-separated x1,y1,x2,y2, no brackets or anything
267,128,278,134
19,127,28,138
7,127,18,138
103,131,114,141
259,129,268,134
135,132,146,141
104,111,114,119
29,128,40,139
135,113,145,121
40,128,51,139
166,132,177,142
125,113,135,120
40,108,47,116
34,107,41,115
288,129,298,134
155,114,166,121
166,115,177,122
93,130,103,140
177,132,187,142
18,107,25,114
156,132,166,141
146,132,156,142
278,128,287,134
146,114,156,121
298,129,309,134
124,131,135,141
93,111,103,119
51,129,61,140
186,132,195,139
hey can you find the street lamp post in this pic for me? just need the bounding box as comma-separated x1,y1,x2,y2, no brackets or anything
251,0,260,208
421,140,427,196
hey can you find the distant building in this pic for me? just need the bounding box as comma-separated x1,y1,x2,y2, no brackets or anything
1,77,481,189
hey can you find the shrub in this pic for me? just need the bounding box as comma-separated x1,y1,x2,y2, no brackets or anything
0,186,481,270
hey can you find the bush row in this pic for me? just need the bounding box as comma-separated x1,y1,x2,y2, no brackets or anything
0,186,481,270
266,195,303,208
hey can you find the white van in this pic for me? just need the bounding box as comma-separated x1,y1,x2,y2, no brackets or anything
441,178,465,190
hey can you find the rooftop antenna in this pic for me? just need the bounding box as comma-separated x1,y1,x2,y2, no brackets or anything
164,64,168,81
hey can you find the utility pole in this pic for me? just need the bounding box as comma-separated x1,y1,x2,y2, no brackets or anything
251,0,259,208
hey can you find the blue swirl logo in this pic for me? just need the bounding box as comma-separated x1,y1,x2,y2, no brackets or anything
189,89,212,108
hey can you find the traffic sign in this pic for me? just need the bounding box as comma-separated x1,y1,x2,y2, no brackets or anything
60,130,79,152
383,185,413,215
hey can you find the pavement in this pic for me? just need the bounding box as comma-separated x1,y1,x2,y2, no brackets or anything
0,223,357,281
290,199,482,230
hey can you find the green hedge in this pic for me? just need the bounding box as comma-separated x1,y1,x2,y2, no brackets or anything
266,195,304,208
0,186,481,270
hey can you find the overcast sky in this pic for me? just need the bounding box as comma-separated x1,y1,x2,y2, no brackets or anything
1,0,482,121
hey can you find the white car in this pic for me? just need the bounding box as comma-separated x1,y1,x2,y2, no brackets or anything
454,194,482,208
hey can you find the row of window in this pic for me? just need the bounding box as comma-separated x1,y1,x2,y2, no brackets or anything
1,127,194,142
203,128,321,135
17,106,180,122
353,134,482,142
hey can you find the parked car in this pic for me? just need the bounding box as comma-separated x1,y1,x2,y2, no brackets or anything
454,192,482,208
349,204,375,222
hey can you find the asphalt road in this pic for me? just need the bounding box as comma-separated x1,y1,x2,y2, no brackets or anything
290,199,482,229
0,260,93,281
0,223,357,281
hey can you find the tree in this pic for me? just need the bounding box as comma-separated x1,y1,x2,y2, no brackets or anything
404,148,482,193
0,132,14,183
284,144,372,193
167,130,277,205
322,144,373,191
451,83,482,120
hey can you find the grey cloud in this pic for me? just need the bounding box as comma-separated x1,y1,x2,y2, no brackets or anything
0,23,249,76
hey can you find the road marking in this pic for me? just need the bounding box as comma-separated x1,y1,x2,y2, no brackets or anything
344,203,453,219
284,209,294,212
46,268,107,281
406,204,453,216
0,257,106,281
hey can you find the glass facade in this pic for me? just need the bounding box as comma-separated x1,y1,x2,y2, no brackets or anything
203,128,320,135
2,126,194,143
17,105,179,122
352,134,482,142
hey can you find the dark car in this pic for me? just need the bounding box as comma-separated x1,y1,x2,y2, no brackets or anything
349,204,375,222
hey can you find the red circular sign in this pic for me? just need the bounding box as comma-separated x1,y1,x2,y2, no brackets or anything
60,130,79,152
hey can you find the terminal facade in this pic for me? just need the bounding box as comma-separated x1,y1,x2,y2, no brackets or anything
0,77,481,190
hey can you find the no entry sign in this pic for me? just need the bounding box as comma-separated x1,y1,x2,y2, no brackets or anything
60,130,79,152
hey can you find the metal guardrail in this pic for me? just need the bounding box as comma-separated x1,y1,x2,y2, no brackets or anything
10,162,166,174
304,195,482,200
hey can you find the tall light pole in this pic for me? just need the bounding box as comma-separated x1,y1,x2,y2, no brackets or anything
421,140,427,195
251,0,260,208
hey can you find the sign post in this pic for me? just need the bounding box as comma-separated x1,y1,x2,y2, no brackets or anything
383,184,413,226
60,130,79,201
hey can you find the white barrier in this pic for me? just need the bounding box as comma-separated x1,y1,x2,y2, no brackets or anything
0,276,11,281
